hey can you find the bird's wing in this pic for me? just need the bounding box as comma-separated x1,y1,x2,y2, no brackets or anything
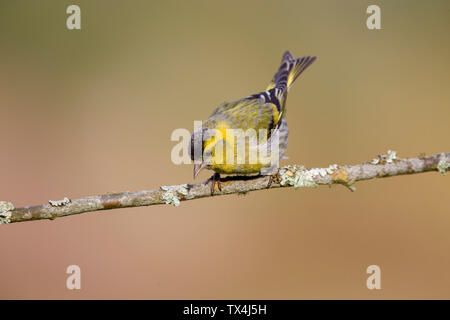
205,97,279,135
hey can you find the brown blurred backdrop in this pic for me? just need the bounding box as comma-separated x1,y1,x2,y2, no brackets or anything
0,0,449,299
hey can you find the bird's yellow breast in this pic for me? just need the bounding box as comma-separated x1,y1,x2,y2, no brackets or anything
203,122,271,174
208,162,265,175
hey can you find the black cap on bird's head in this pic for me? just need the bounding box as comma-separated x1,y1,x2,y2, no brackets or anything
190,127,220,179
190,128,206,179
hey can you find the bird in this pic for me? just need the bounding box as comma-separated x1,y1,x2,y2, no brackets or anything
189,50,316,193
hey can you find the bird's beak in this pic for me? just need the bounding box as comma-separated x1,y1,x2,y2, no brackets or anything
193,162,205,179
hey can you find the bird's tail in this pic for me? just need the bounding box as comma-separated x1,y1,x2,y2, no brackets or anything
266,51,316,92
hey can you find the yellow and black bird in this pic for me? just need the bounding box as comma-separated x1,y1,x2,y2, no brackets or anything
190,51,316,192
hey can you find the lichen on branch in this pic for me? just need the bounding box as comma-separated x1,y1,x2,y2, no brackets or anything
2,151,449,224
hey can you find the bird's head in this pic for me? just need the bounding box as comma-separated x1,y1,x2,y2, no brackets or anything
190,128,224,179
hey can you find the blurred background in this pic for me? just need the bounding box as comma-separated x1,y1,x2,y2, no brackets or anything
0,0,449,299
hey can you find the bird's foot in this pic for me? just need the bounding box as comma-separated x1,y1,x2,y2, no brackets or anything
205,173,222,195
266,171,281,188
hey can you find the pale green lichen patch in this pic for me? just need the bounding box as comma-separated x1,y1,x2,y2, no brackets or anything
160,184,189,206
280,164,340,189
310,164,338,178
437,159,449,175
49,197,71,207
386,150,397,163
371,150,397,164
0,201,14,225
280,165,318,189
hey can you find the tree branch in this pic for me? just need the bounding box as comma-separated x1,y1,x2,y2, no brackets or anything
1,151,449,224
